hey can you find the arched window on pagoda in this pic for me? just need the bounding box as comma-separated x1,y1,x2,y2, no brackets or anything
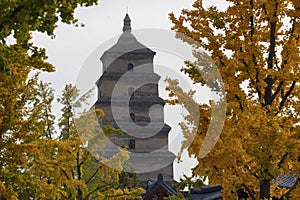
129,113,135,122
128,63,134,71
128,139,135,150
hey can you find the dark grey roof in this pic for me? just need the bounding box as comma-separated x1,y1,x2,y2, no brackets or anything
101,32,155,56
100,149,176,174
142,175,222,200
143,174,177,199
96,71,161,86
183,185,222,200
274,174,297,188
95,96,165,108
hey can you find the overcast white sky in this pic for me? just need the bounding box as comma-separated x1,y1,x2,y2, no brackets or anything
32,0,228,181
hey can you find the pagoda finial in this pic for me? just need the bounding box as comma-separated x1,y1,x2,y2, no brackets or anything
123,14,131,32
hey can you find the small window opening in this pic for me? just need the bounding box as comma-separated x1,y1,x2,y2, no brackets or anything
128,139,135,150
128,63,134,71
129,113,135,122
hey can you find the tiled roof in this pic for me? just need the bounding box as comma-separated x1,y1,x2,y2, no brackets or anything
183,185,222,200
143,174,177,199
274,174,297,188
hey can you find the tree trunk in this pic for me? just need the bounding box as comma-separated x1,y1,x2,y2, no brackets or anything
260,180,270,199
77,151,83,200
77,187,83,200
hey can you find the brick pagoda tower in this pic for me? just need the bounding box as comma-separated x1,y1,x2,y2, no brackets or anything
94,14,175,184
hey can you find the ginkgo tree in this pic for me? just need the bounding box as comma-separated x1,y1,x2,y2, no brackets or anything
31,84,144,200
1,1,144,199
168,0,300,199
0,0,98,198
1,82,145,199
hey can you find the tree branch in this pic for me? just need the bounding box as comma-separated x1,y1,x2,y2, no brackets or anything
58,190,67,199
278,81,296,111
234,94,244,111
83,185,108,200
250,0,255,36
59,166,71,180
51,162,71,180
85,165,103,185
242,183,256,200
240,54,262,100
278,152,289,169
274,54,280,70
280,18,296,70
267,1,278,69
255,69,262,100
270,81,284,102
249,0,264,103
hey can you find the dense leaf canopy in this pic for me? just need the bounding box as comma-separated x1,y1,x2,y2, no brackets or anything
0,1,145,199
168,0,300,199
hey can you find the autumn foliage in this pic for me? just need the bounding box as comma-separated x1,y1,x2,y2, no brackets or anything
0,1,144,199
168,0,300,199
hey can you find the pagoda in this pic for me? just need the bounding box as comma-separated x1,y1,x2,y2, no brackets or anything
94,14,175,184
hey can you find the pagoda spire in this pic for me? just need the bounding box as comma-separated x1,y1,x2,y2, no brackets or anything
123,14,131,32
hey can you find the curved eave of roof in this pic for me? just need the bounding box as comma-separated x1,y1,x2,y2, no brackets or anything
143,176,177,199
100,32,156,61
